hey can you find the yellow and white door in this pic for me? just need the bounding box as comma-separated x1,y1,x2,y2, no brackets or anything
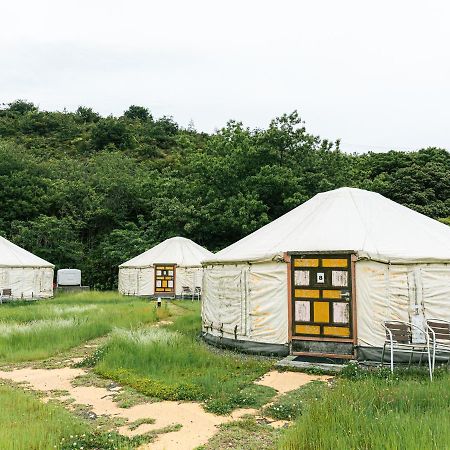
291,254,354,346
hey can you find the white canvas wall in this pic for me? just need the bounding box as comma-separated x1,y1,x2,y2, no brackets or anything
176,267,203,294
118,266,204,296
202,261,288,344
356,260,450,347
118,267,153,296
0,267,53,299
202,258,450,349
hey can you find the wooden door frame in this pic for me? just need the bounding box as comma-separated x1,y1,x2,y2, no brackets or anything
153,263,177,296
285,251,358,346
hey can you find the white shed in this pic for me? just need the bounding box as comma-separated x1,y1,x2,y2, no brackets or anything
57,269,82,286
0,236,54,300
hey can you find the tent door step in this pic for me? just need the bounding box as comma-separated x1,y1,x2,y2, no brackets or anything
292,351,354,360
277,355,347,372
291,338,354,357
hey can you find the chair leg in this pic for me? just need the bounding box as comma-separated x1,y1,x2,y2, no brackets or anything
381,343,386,367
390,342,394,373
408,349,414,369
427,346,433,381
433,342,436,372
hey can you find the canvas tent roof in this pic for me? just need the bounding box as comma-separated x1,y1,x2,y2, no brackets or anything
204,187,450,265
0,236,54,268
119,236,214,268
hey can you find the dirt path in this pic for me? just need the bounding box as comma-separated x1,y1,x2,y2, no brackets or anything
0,366,328,449
255,370,330,394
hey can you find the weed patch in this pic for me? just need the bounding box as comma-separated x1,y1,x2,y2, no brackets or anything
59,425,181,450
93,306,275,414
128,417,156,431
114,386,157,408
202,416,281,450
71,371,112,388
263,381,326,421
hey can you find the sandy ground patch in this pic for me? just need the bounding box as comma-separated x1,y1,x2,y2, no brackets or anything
268,419,289,428
0,367,85,392
0,367,331,449
156,320,173,326
136,407,254,450
255,370,330,394
0,367,253,450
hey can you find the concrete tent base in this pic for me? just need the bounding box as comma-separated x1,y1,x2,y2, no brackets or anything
358,346,449,365
202,332,289,357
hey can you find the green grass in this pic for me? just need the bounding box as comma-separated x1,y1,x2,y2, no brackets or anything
279,369,450,450
263,380,326,421
128,417,156,430
0,291,171,363
92,302,276,414
0,381,182,450
6,294,450,449
0,382,88,449
201,416,282,450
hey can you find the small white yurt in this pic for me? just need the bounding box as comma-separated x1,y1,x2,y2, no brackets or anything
201,187,450,359
0,236,54,300
119,236,214,297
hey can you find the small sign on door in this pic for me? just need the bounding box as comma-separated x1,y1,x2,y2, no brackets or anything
317,273,325,283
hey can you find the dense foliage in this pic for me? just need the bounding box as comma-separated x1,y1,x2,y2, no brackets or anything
1,100,449,288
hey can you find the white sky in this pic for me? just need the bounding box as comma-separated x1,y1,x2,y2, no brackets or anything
1,0,449,152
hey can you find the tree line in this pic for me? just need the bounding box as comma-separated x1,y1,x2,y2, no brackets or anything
0,100,449,288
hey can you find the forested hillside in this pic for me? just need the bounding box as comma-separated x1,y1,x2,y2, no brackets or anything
1,100,449,288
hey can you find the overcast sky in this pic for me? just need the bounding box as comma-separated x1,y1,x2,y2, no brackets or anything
1,0,449,152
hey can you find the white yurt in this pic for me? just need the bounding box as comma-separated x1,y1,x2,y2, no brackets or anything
0,236,54,300
201,187,450,359
119,236,214,297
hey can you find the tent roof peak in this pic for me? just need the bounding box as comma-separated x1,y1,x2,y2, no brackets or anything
204,187,450,264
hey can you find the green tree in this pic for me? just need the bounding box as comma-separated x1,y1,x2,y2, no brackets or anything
123,105,152,121
3,100,38,115
90,117,133,151
75,106,100,123
0,100,448,289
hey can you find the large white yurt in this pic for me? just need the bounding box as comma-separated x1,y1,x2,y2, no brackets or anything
0,236,54,300
201,187,450,359
119,236,214,297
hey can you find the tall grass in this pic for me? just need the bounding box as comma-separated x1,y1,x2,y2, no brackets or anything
0,382,162,450
0,383,88,449
94,303,275,414
279,373,450,449
0,292,170,363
